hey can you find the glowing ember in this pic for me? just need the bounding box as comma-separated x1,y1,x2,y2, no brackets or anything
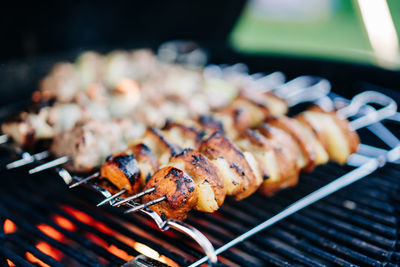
26,252,50,267
36,241,62,261
94,221,114,235
61,206,94,225
61,205,114,235
53,215,76,232
107,244,134,262
85,232,108,247
3,219,17,234
6,259,15,266
37,224,64,242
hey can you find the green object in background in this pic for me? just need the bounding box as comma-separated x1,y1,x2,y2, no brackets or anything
230,0,400,68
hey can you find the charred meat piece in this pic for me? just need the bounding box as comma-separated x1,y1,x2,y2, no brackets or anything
162,121,205,150
169,149,226,212
219,97,272,132
38,63,80,103
199,131,258,200
128,143,160,187
129,128,182,165
50,120,125,172
267,116,316,172
100,153,141,194
142,166,198,220
1,112,53,149
198,115,224,136
256,124,301,196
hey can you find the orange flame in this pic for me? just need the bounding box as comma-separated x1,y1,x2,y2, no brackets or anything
85,232,108,248
61,206,94,225
6,259,15,267
60,205,177,266
26,252,50,267
53,215,76,232
61,205,114,235
36,241,62,261
85,232,135,262
37,224,64,242
3,219,17,234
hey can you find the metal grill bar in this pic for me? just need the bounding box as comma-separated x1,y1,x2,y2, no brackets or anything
4,234,66,267
0,246,36,267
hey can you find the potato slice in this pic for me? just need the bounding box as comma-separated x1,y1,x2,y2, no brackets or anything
296,106,359,164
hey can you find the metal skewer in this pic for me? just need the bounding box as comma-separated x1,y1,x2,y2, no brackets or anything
69,172,99,188
189,143,400,267
0,134,8,144
6,150,50,169
112,187,156,206
97,189,127,207
28,156,69,174
124,196,167,214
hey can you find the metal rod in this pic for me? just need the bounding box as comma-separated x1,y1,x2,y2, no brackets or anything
124,196,167,214
69,172,99,188
112,187,156,206
188,152,389,267
6,150,50,169
97,189,127,206
0,134,8,144
28,156,69,174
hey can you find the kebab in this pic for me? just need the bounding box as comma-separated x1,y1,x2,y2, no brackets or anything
64,102,359,220
25,92,288,175
1,49,255,149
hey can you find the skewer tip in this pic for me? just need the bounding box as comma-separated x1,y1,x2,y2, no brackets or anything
0,134,8,144
124,196,166,214
69,172,99,188
96,189,127,207
28,156,69,174
112,187,155,207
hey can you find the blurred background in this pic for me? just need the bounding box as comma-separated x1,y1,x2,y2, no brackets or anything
1,0,399,69
1,0,399,108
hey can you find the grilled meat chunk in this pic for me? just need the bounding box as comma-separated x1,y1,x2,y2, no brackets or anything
128,143,160,186
142,166,198,220
169,149,226,212
162,121,205,150
1,112,53,149
256,124,301,196
129,128,182,165
267,116,316,172
100,153,141,194
219,97,272,133
199,131,259,200
50,120,125,172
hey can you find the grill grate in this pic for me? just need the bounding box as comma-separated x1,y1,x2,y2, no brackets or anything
0,149,399,266
0,81,399,266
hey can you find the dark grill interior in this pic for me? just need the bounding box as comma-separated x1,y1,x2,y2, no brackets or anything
1,136,399,266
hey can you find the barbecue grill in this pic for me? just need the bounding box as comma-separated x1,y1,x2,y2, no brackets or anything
1,47,400,266
1,2,400,266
